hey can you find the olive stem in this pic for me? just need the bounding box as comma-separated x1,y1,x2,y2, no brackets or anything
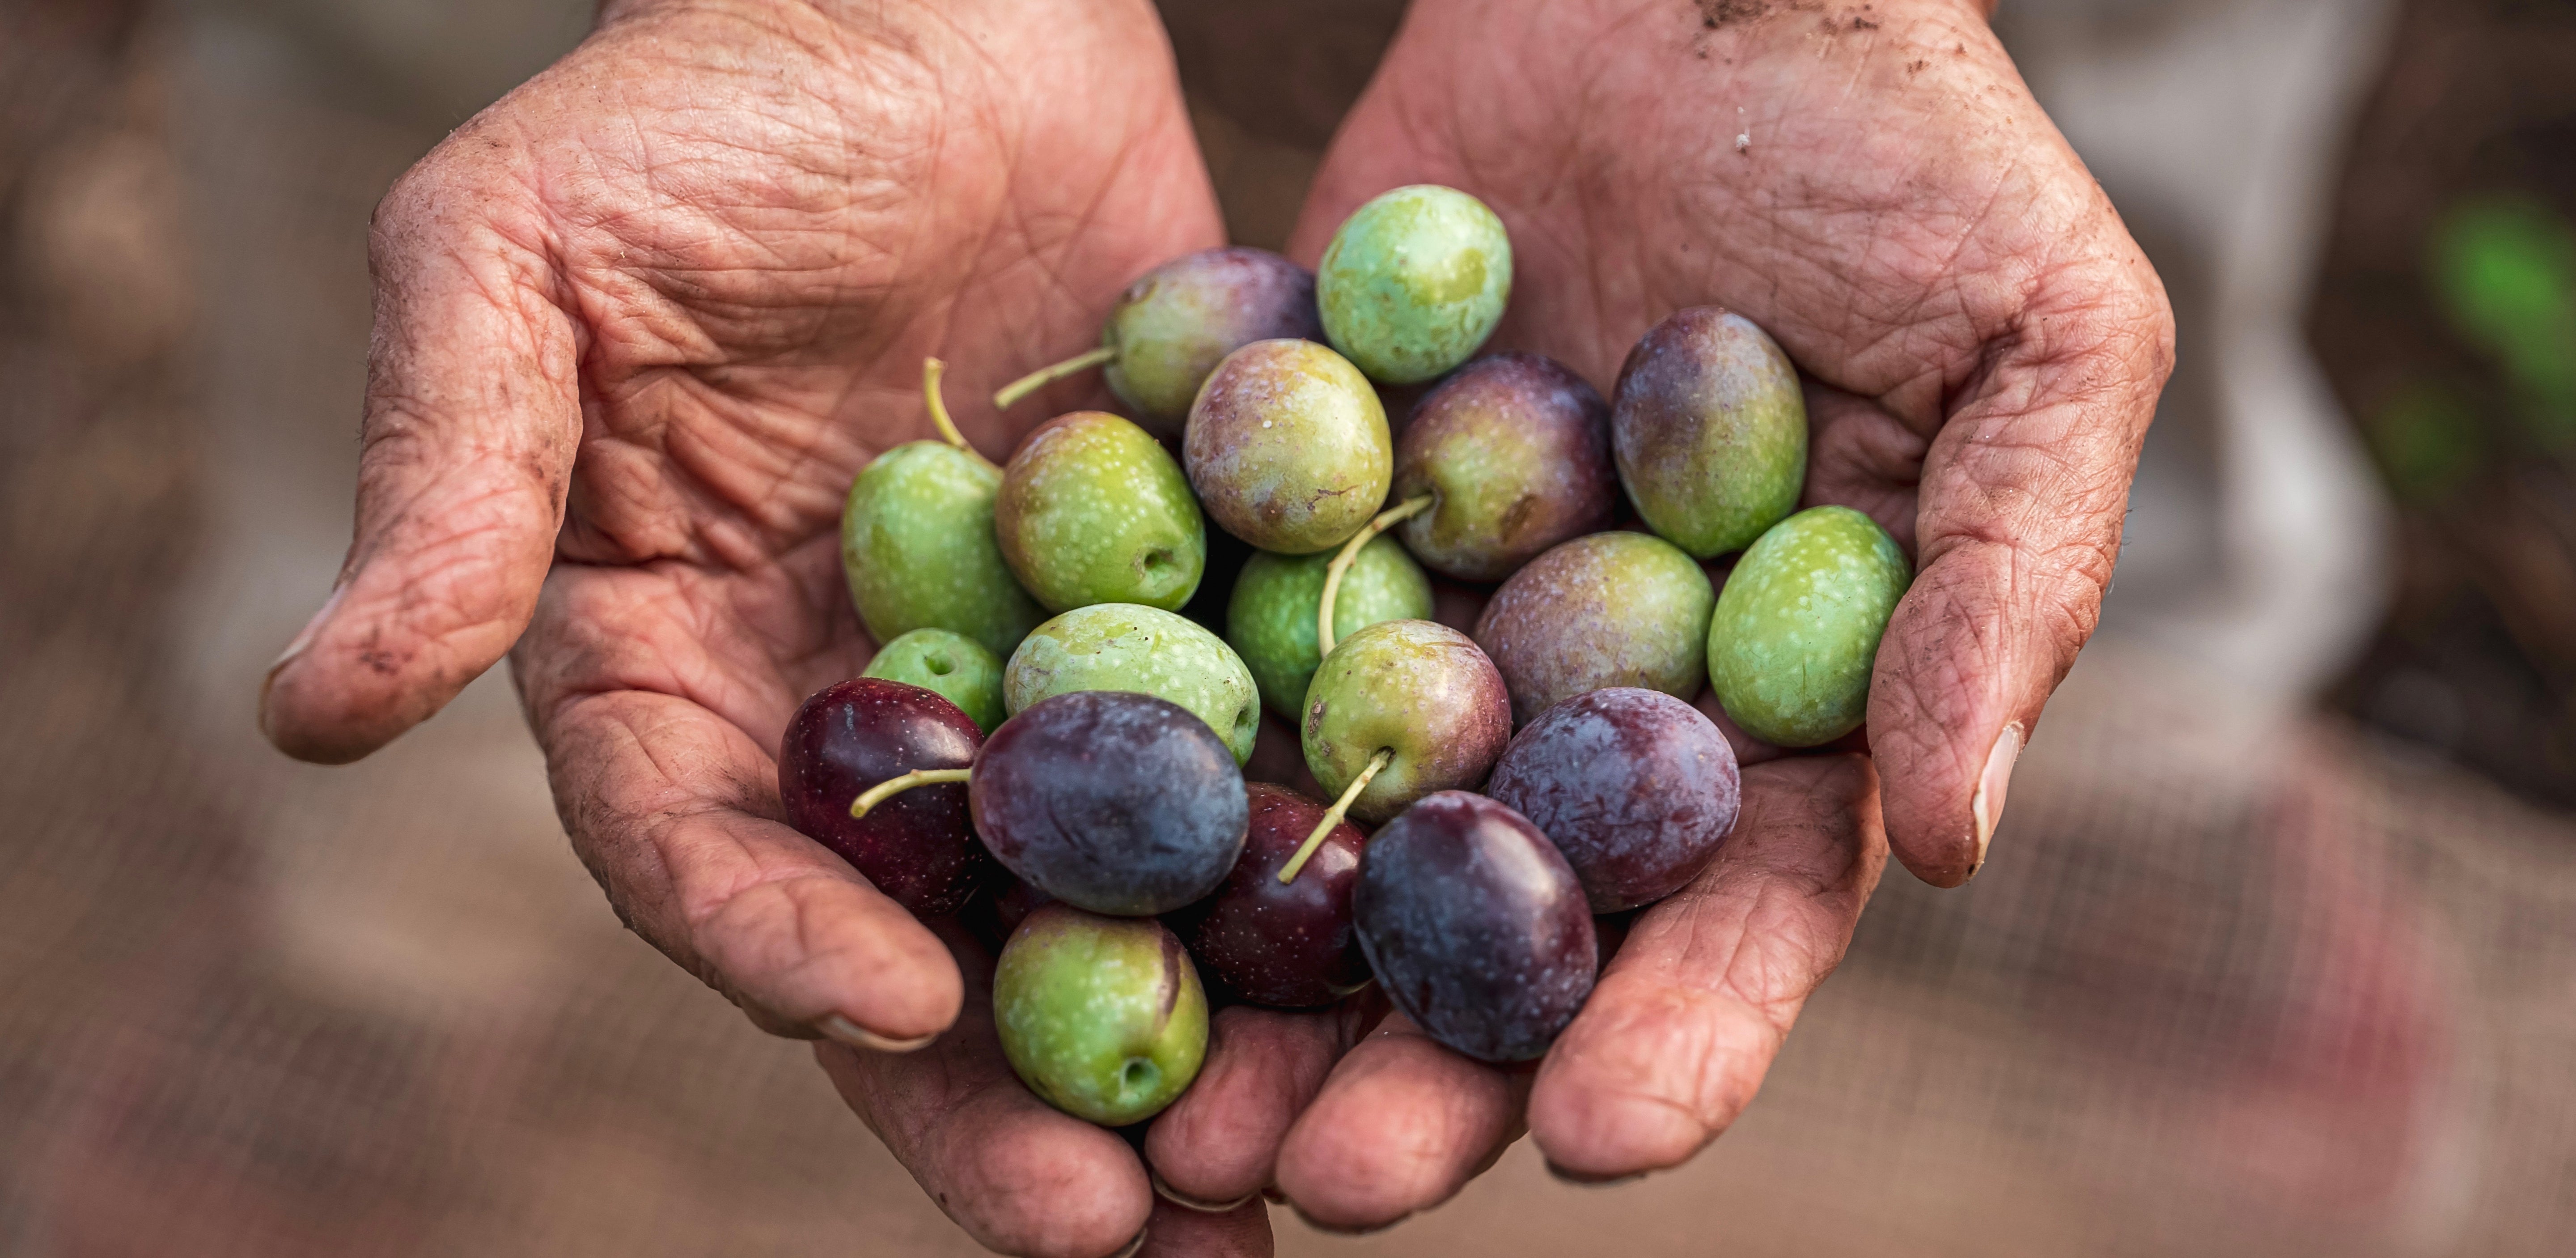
1278,748,1392,884
922,358,996,470
1317,494,1435,657
850,767,973,819
992,345,1118,411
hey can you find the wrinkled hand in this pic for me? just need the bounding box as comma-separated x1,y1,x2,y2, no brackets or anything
255,0,1267,1251
1140,0,2174,1232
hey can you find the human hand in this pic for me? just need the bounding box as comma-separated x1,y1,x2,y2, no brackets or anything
1144,0,2172,1229
254,0,1256,1250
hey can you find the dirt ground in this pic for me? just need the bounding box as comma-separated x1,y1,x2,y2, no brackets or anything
2,1,2572,1255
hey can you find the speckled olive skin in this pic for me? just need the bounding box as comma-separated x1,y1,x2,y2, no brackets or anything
1183,340,1391,554
862,628,1006,734
1004,603,1262,764
1707,506,1911,747
1353,791,1596,1062
994,904,1208,1126
1317,185,1513,385
841,442,1045,660
971,691,1249,916
996,411,1205,612
1102,248,1322,439
1473,531,1716,726
1485,688,1740,913
1301,620,1512,824
1226,536,1433,722
1165,783,1370,1008
1393,353,1616,581
776,678,988,916
1610,307,1808,558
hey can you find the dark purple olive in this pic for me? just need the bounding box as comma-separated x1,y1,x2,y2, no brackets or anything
1391,353,1616,581
778,678,989,916
1353,791,1597,1062
1484,688,1740,913
971,689,1249,916
1167,783,1370,1008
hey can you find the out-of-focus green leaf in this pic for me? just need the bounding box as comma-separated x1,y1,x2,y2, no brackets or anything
2430,197,2576,448
2366,379,2485,503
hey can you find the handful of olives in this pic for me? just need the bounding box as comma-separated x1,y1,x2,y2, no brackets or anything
778,190,1915,1126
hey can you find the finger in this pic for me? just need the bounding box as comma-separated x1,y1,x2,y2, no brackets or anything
1145,997,1387,1207
519,556,959,1045
1527,755,1887,1181
1869,263,2173,884
1137,1198,1272,1258
818,924,1153,1258
1271,1012,1525,1233
261,147,578,764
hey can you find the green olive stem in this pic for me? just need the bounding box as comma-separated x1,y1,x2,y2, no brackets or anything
1278,748,1392,885
1317,494,1435,657
922,358,996,470
992,344,1118,411
850,767,973,820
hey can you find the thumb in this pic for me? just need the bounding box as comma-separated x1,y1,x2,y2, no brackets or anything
1868,262,2173,885
259,160,578,763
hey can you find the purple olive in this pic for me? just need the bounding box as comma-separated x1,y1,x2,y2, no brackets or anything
1485,688,1740,912
1473,531,1715,726
777,678,989,916
1353,791,1597,1062
1611,306,1807,558
1167,782,1370,1008
1392,353,1616,581
970,689,1248,916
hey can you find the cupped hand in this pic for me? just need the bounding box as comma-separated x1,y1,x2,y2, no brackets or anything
256,0,1245,1251
1147,0,2173,1230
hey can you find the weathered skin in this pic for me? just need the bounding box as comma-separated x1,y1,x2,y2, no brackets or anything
1183,339,1391,554
1707,506,1912,747
993,904,1208,1126
1003,602,1261,764
1610,307,1807,558
1473,531,1715,725
1102,247,1322,438
996,410,1205,611
1317,184,1513,385
1226,535,1434,722
1165,782,1370,1008
1301,619,1511,824
1352,790,1596,1063
841,442,1045,660
861,628,1006,734
1484,687,1740,912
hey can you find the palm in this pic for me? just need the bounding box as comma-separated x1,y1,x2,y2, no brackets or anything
263,3,1229,1249
469,0,1224,1038
1151,0,2173,1228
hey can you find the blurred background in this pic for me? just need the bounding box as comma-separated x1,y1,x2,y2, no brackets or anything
2,0,2572,1254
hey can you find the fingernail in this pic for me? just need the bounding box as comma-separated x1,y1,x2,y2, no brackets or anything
258,583,346,744
1152,1169,1254,1213
1110,1226,1148,1258
815,1014,938,1053
269,582,346,676
1969,722,2023,876
1543,1160,1644,1187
